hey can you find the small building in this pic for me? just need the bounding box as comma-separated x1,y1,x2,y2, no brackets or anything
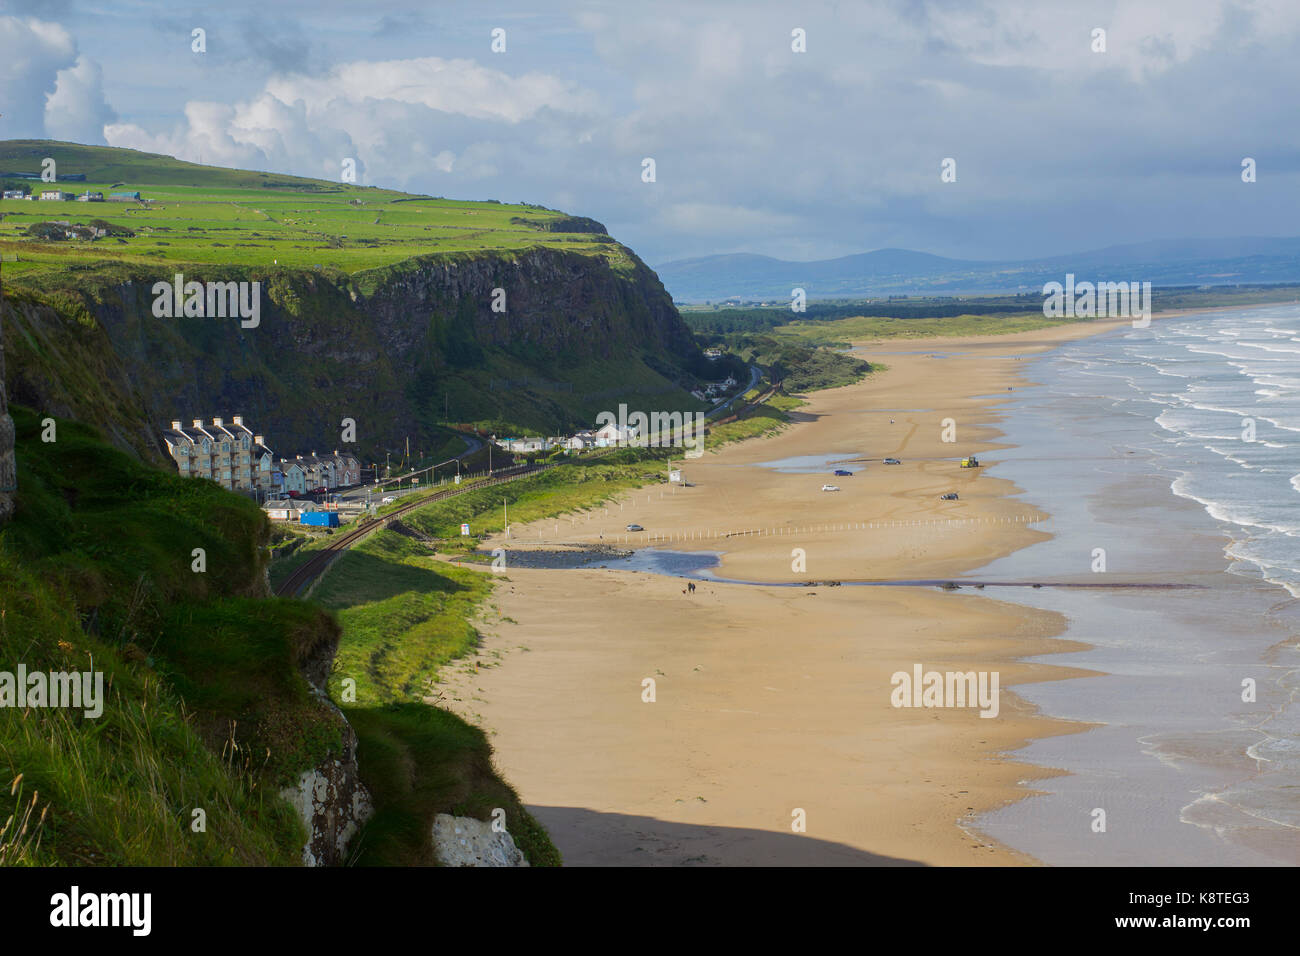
593,422,637,446
1,190,26,200
39,190,73,201
494,436,552,454
331,451,360,487
76,191,104,202
108,191,142,202
279,459,307,494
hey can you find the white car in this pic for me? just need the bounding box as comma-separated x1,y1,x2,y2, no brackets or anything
821,484,840,492
381,496,396,505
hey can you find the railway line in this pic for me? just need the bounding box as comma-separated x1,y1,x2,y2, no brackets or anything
273,381,779,598
274,462,547,597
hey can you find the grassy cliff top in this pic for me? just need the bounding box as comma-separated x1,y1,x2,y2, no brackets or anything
0,140,622,279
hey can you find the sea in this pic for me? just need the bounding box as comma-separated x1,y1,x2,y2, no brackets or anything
971,304,1300,865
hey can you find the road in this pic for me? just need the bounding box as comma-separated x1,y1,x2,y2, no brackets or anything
704,364,762,419
336,432,483,504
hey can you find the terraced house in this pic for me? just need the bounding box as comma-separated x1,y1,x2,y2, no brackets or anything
276,451,360,494
163,415,274,494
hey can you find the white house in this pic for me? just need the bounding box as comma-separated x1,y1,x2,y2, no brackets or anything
593,422,637,446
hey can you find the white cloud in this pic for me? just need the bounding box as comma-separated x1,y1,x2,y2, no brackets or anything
45,55,116,143
0,16,77,136
265,57,602,124
103,55,605,191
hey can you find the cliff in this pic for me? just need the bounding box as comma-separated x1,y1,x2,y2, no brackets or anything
4,246,703,464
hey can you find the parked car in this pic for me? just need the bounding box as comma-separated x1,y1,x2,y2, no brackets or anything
626,523,644,532
821,484,840,492
833,469,853,476
883,458,902,465
381,496,396,505
940,492,959,500
287,490,303,499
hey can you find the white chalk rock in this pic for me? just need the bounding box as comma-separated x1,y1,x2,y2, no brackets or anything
432,813,530,867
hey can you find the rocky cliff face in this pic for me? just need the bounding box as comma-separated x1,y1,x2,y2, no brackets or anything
2,245,700,464
279,689,374,866
281,601,373,866
432,813,529,867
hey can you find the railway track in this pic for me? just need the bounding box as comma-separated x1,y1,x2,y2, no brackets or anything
274,463,549,597
274,384,779,598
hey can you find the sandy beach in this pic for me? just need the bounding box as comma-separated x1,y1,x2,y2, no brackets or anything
439,318,1142,865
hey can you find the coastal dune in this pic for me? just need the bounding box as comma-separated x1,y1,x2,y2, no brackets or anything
443,323,1128,865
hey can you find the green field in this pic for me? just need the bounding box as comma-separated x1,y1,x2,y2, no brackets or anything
774,311,1082,345
0,140,624,279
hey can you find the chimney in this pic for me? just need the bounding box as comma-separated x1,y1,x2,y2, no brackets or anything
213,417,223,427
171,420,182,430
254,435,263,445
232,415,243,426
333,449,339,456
192,419,203,428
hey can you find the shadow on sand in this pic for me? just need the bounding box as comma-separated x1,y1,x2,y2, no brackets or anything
528,806,925,866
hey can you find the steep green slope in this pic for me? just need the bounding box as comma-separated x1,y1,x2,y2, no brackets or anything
0,406,556,866
0,406,331,864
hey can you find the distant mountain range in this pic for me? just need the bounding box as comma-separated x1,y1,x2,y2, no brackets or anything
655,238,1300,302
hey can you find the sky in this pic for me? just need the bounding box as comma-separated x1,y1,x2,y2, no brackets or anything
2,0,1299,265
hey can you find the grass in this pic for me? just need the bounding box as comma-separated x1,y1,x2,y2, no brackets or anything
0,140,622,279
775,311,1084,345
0,406,347,865
300,512,564,865
346,703,560,866
707,403,792,446
313,533,492,705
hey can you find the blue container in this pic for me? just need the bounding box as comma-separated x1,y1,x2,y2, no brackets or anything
300,511,340,528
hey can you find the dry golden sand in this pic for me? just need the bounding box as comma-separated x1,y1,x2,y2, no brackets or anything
440,320,1141,866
